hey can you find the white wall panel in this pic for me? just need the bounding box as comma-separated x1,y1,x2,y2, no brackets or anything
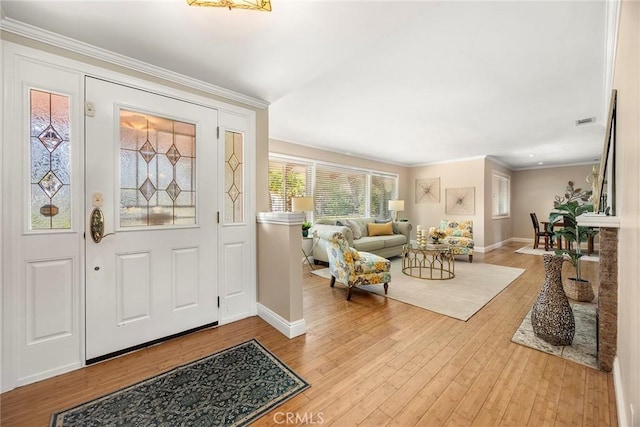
172,247,198,310
223,243,244,296
26,259,73,344
116,252,150,324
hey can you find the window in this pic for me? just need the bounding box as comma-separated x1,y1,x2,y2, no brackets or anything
492,172,510,218
268,157,312,212
30,89,72,230
268,154,398,220
119,110,196,227
315,165,366,219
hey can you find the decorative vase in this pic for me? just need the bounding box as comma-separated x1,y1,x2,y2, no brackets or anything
563,278,595,302
302,229,309,238
531,254,575,346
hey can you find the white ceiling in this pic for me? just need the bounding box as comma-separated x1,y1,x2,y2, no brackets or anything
1,0,610,169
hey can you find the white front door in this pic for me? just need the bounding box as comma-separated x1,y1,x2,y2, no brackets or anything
85,77,219,360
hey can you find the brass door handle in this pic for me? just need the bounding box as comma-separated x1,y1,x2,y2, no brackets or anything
90,208,114,243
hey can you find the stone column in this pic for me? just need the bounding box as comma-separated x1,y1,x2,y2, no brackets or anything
577,214,619,372
598,227,618,372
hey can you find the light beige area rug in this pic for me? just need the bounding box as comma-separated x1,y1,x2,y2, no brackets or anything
515,244,599,262
511,303,597,369
311,259,524,321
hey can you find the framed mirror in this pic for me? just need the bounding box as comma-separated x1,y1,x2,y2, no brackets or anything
595,89,617,215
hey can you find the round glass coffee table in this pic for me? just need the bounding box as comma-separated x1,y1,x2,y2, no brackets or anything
402,242,455,280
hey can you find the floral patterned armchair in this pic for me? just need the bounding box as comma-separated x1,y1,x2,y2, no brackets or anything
316,229,391,301
430,219,474,262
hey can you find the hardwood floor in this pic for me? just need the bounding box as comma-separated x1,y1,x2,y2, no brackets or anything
0,243,617,426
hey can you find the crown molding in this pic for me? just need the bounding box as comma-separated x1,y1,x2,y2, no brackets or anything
0,17,269,110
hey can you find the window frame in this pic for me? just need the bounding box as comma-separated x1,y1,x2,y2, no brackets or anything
268,154,399,221
492,171,511,219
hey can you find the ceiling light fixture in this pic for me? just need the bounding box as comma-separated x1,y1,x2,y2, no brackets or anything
186,0,272,11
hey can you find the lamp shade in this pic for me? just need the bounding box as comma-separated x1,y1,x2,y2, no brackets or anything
291,197,314,212
388,200,405,212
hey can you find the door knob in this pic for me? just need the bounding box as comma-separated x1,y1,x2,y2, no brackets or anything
90,208,105,243
90,207,114,243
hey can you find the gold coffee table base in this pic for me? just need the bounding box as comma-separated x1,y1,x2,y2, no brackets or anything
402,243,455,280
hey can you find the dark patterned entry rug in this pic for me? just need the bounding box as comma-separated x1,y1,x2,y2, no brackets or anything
51,339,309,426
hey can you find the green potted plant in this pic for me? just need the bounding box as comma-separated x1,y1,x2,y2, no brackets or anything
549,200,598,302
302,221,312,238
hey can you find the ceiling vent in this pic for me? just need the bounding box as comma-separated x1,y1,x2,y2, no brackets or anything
575,117,596,126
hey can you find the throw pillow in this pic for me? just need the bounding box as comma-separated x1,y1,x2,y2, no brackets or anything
367,222,394,237
344,219,362,240
375,219,398,234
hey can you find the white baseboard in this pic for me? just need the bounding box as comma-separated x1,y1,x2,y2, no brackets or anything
613,357,629,427
478,237,526,253
257,303,306,339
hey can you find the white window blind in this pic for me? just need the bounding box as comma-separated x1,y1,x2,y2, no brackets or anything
315,165,367,220
268,158,312,212
492,172,511,218
268,154,398,220
370,174,397,219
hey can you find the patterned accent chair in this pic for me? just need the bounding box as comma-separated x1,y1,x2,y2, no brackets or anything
316,229,391,301
431,219,474,262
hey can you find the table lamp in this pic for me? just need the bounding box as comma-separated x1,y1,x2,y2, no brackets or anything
388,199,404,222
291,196,314,213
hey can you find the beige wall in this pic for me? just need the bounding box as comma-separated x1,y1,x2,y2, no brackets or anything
257,221,303,321
611,1,640,424
511,164,596,240
407,158,486,247
269,138,411,208
484,158,513,248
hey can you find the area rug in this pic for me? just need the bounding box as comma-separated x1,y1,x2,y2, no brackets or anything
312,259,524,321
511,302,597,369
50,339,309,426
515,244,599,262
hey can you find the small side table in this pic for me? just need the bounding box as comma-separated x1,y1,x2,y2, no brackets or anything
302,236,317,271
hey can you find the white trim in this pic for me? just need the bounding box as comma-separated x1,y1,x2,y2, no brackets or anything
411,155,487,168
15,362,81,388
512,161,599,171
613,357,629,427
0,18,269,110
577,213,620,228
256,304,306,339
256,212,306,226
511,237,533,243
480,238,517,253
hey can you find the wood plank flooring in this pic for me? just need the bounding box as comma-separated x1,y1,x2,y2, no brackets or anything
0,243,617,426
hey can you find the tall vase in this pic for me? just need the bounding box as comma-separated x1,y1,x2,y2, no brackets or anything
531,254,575,346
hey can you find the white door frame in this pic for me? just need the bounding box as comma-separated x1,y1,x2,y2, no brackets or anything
1,41,257,392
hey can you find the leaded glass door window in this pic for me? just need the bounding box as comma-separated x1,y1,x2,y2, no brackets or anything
119,110,196,227
224,130,244,224
29,89,71,230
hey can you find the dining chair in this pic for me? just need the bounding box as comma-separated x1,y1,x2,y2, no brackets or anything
530,213,554,251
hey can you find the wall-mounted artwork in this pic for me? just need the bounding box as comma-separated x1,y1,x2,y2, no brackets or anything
445,187,475,215
415,177,440,203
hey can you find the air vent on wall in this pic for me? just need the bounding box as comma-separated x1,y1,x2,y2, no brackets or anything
575,117,596,126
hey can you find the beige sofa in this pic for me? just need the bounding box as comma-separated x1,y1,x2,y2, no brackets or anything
311,217,412,264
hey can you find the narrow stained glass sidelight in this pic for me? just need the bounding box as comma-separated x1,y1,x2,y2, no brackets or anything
224,130,244,224
119,110,196,227
30,89,71,230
